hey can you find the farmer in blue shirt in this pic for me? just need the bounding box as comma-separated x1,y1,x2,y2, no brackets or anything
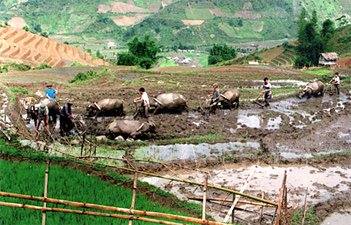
45,83,57,100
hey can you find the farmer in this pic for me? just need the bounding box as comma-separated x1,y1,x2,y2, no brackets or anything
45,83,57,100
35,103,51,138
329,72,340,95
208,84,220,115
60,100,75,135
262,77,272,106
134,87,150,121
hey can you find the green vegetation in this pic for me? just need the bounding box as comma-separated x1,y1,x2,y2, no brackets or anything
118,35,164,69
0,139,203,224
295,10,335,67
0,65,8,73
208,44,237,65
6,87,29,95
33,63,52,70
9,63,31,71
290,209,322,225
70,69,110,83
160,60,179,67
156,134,221,145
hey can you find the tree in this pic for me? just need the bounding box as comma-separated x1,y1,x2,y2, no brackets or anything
22,26,29,31
321,19,335,52
117,52,137,66
208,44,237,65
40,32,48,38
34,24,42,33
295,10,325,67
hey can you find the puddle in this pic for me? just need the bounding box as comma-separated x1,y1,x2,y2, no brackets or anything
134,142,260,161
141,164,351,222
321,209,351,225
237,112,281,130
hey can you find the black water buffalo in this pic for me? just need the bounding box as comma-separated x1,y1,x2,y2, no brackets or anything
87,98,124,117
219,89,240,109
107,120,155,139
149,93,188,114
299,81,324,98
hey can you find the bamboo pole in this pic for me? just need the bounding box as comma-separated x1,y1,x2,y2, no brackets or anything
259,192,265,225
0,191,225,225
224,164,259,222
81,133,85,156
32,141,279,206
0,201,183,225
42,159,50,225
202,174,208,221
187,196,275,207
129,173,138,225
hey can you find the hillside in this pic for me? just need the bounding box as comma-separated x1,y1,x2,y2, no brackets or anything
0,26,107,67
0,0,350,46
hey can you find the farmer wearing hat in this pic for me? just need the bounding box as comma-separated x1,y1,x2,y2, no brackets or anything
133,87,150,121
208,84,220,115
45,83,57,100
60,100,75,135
35,103,50,138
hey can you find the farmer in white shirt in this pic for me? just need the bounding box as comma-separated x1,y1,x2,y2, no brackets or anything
330,72,340,95
134,87,150,121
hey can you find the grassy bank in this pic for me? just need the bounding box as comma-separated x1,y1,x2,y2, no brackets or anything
0,139,203,224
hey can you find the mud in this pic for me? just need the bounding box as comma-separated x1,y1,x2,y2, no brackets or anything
2,65,351,224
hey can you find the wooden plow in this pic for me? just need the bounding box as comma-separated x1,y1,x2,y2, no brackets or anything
253,92,265,107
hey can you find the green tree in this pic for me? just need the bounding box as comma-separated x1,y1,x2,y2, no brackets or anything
295,10,324,67
34,24,42,33
321,19,335,52
22,26,29,31
208,44,237,65
117,52,138,66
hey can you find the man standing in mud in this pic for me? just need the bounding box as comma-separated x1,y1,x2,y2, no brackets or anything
60,100,75,136
208,84,220,115
45,83,57,100
330,72,340,95
35,103,51,138
134,87,150,121
262,77,272,106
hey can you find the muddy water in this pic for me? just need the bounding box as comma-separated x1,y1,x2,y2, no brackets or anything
321,209,351,225
141,164,351,223
134,142,260,161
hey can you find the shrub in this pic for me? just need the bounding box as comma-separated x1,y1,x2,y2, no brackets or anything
138,57,153,69
33,63,52,70
10,63,31,71
117,52,137,66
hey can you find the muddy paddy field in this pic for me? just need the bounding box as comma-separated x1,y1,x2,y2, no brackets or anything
2,65,351,224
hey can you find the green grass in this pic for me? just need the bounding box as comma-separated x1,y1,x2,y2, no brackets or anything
0,139,202,224
304,69,333,76
160,60,179,67
156,134,221,145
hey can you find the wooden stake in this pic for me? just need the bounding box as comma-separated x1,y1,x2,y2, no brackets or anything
301,188,308,225
80,133,85,156
42,159,50,225
275,170,287,225
0,191,225,225
0,201,183,225
259,192,265,225
202,173,208,221
224,164,259,222
128,173,138,225
231,194,235,224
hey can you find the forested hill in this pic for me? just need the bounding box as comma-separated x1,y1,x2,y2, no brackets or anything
1,0,350,46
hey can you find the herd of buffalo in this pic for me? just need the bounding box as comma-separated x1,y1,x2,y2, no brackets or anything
22,81,325,139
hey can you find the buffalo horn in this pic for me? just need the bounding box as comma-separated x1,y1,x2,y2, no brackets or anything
154,98,163,106
136,123,145,132
220,94,230,101
93,102,101,111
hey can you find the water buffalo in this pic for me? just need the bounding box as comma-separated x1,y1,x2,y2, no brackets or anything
299,81,324,98
87,98,124,117
107,120,155,139
219,89,240,109
149,93,188,114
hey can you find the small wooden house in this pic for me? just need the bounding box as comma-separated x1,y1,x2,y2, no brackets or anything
319,53,339,66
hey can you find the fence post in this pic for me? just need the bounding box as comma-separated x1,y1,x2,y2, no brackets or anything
231,194,235,224
128,173,138,225
81,133,85,156
202,174,208,221
259,192,265,224
42,159,50,225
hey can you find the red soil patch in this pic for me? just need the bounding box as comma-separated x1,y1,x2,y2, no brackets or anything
7,17,27,29
0,26,108,68
337,57,351,68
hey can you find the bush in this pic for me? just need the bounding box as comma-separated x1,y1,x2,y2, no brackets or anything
138,57,153,69
208,44,237,65
33,63,52,70
2,66,8,73
117,52,137,66
10,63,31,71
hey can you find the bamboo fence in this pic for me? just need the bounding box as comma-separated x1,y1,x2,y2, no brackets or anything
0,191,225,225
